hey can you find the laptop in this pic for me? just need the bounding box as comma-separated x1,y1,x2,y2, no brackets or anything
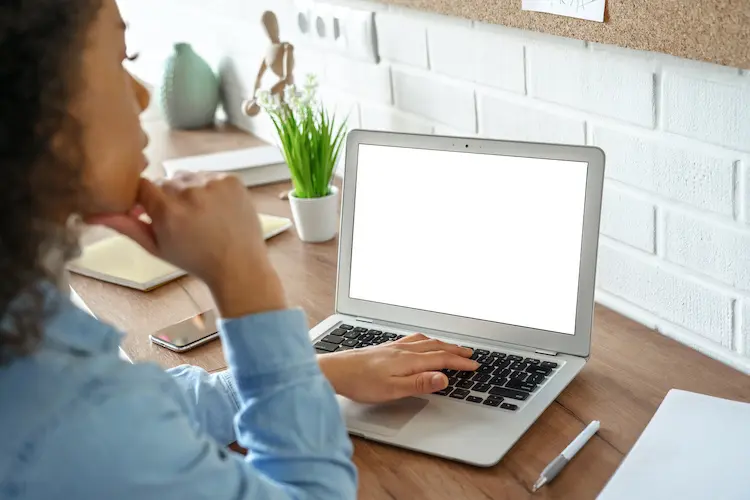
309,129,605,467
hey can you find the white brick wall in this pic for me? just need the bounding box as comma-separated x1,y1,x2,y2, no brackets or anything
743,303,750,355
392,68,476,131
375,12,428,68
324,55,392,104
600,184,656,253
744,161,750,224
664,211,750,291
120,0,750,374
592,126,737,216
663,72,750,152
597,241,734,346
527,45,656,128
478,92,585,144
428,23,525,94
360,103,433,134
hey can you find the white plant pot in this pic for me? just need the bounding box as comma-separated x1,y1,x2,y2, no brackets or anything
288,186,339,243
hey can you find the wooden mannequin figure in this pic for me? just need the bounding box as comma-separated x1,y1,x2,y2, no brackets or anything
242,11,295,117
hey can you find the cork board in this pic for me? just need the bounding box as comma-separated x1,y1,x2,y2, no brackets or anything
376,0,750,69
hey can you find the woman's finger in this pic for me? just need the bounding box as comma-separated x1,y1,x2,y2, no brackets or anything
389,371,447,399
396,339,472,357
400,351,479,375
394,333,429,343
137,178,168,220
86,213,158,255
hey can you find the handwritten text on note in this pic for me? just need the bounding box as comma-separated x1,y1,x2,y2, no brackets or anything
522,0,606,22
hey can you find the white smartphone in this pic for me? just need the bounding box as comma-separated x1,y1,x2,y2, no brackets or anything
149,309,219,352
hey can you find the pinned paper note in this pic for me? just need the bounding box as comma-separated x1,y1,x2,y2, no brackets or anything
522,0,606,22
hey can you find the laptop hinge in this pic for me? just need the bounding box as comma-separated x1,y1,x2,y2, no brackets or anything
534,348,558,356
354,317,374,323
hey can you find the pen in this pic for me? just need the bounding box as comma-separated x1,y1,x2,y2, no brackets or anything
533,420,600,492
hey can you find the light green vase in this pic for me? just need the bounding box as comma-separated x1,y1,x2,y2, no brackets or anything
159,43,219,129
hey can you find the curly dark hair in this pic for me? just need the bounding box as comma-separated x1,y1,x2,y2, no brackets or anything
0,0,103,363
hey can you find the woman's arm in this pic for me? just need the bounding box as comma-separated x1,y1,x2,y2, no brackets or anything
165,365,240,446
167,334,477,446
39,307,357,499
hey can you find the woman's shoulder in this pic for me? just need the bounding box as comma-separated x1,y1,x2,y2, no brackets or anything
0,334,186,495
0,361,197,498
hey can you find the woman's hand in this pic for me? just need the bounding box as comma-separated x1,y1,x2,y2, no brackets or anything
318,334,479,404
87,173,285,318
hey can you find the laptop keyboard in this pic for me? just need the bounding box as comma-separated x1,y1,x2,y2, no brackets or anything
314,324,561,412
314,324,406,352
436,349,560,411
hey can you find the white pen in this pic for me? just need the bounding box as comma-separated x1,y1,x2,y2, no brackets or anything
533,420,600,492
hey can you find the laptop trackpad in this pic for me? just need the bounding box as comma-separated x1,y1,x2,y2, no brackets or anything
344,397,428,437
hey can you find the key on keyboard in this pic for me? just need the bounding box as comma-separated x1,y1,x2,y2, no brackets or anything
314,341,339,352
477,364,495,374
495,358,512,369
322,334,344,344
489,387,529,401
457,379,474,389
527,373,546,385
434,387,452,396
527,365,552,376
494,367,511,378
509,361,529,371
450,388,470,400
506,379,537,392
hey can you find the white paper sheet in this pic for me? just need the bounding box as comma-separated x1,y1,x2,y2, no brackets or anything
597,389,750,500
522,0,606,22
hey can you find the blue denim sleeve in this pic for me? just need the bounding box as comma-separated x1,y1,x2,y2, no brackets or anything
165,365,240,446
218,309,357,495
28,308,357,499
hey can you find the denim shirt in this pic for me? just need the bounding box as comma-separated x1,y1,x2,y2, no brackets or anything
0,286,357,499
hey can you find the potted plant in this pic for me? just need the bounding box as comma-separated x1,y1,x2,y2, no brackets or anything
255,75,347,243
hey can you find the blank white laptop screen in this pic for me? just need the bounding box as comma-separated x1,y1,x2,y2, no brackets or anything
349,144,589,335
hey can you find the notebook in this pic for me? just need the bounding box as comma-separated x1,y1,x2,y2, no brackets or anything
162,146,290,187
597,389,750,500
68,214,293,291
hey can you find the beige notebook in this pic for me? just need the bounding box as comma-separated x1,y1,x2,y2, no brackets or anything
68,214,293,291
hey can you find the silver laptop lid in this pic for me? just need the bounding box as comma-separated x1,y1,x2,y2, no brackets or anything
335,130,605,358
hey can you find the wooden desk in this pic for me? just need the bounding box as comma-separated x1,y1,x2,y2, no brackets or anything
70,121,750,500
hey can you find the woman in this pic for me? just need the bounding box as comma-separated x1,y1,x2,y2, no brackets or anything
0,1,479,498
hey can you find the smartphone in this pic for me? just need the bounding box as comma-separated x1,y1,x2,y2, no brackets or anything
149,309,219,352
